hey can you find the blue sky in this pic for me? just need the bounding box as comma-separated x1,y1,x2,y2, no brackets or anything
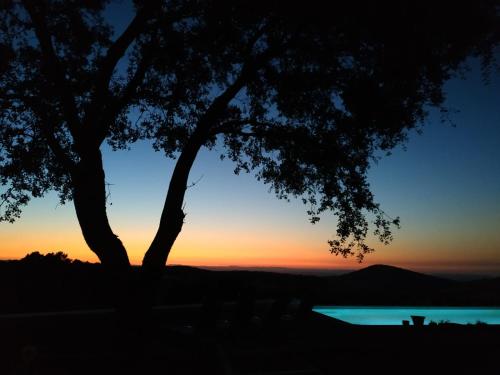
1,2,499,275
3,57,500,275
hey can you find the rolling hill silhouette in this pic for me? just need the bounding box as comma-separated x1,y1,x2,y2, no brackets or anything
331,265,500,306
325,264,456,305
338,264,453,287
2,256,500,313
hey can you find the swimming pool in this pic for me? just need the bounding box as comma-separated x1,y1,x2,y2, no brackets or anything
313,306,500,325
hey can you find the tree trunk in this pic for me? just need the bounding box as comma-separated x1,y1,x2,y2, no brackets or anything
142,72,247,271
71,149,150,371
71,149,130,272
142,127,207,272
71,148,136,322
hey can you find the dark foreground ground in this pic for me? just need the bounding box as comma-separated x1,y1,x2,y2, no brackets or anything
1,303,499,375
2,257,500,374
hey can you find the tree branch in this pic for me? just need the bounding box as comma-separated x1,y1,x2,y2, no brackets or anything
88,2,201,146
9,91,76,172
22,0,81,143
82,2,159,147
211,118,279,137
142,25,279,270
92,2,159,104
199,34,277,129
37,110,75,172
200,22,298,137
95,43,155,144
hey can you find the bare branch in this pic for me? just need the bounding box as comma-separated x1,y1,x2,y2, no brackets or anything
186,174,204,189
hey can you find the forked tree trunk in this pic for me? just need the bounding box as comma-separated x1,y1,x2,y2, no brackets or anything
70,129,210,370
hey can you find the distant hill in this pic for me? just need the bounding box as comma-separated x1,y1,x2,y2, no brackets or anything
337,264,453,287
2,257,500,313
0,259,324,313
334,265,500,306
322,264,456,305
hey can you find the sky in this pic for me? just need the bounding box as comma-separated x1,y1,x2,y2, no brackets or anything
1,3,500,276
2,58,499,276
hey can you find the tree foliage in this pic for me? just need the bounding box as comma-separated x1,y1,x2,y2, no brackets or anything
20,250,72,264
1,0,499,265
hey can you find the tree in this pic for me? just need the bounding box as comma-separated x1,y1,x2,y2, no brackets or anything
21,250,71,265
1,0,498,280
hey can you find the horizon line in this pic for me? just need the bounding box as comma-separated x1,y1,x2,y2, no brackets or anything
2,255,500,278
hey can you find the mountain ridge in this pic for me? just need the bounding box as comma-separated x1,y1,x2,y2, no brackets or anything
337,264,454,284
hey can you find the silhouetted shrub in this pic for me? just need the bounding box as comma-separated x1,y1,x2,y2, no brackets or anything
20,251,72,265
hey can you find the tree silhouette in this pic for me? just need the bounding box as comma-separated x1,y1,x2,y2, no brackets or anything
1,0,498,278
21,251,72,265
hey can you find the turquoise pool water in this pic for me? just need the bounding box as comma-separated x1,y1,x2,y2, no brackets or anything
313,306,500,325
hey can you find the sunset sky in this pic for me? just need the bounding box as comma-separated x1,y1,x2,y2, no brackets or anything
1,2,500,276
2,56,499,276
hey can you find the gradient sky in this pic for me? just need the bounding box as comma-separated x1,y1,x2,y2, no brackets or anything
1,4,499,275
2,58,499,275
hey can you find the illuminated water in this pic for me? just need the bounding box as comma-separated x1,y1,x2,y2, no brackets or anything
313,306,500,325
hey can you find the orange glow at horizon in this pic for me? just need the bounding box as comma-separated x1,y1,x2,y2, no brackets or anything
0,160,500,273
3,220,500,275
2,56,500,279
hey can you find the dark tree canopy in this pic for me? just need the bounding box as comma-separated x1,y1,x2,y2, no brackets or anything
1,0,499,269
